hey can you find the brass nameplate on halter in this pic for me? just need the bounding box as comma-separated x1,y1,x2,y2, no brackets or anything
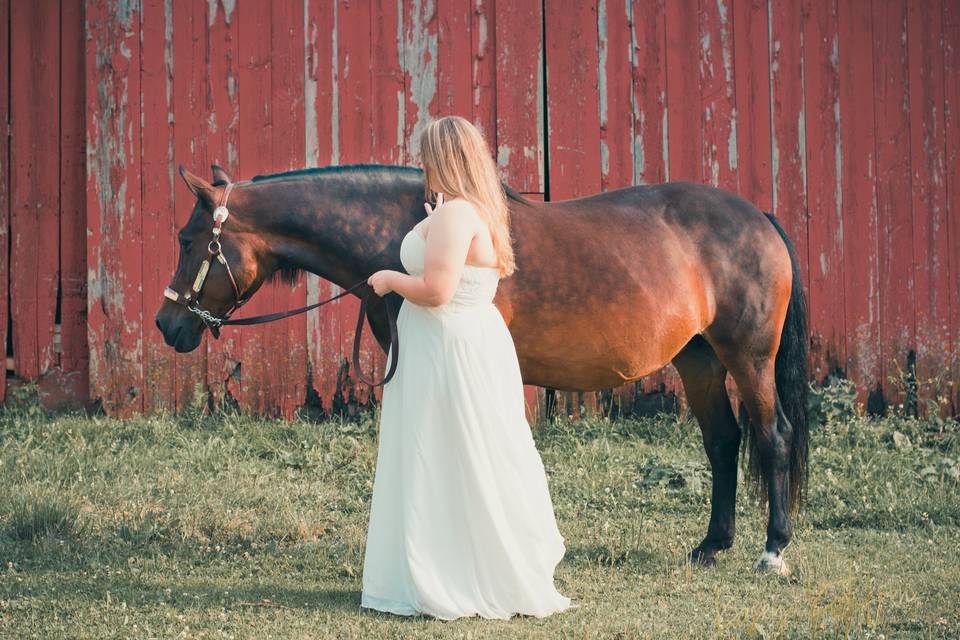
192,259,210,293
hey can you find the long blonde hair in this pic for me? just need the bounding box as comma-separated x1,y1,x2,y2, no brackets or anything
417,115,516,278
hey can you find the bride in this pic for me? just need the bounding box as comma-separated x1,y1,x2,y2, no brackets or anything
359,115,576,620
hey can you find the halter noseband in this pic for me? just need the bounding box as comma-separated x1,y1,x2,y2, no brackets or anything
163,182,247,338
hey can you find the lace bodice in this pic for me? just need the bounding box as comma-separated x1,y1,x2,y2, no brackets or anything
400,228,500,309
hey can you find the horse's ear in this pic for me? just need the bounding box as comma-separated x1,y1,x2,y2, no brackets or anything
178,164,216,204
210,164,232,186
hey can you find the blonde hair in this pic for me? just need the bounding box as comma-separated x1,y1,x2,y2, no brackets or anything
417,115,516,278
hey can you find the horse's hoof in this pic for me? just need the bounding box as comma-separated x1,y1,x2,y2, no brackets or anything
688,547,718,567
754,550,790,576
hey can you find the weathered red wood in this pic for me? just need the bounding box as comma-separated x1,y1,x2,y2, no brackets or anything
472,0,497,149
338,0,379,408
365,0,405,407
140,0,176,412
59,0,88,396
437,0,473,122
801,0,844,381
0,0,8,403
733,0,772,211
630,0,667,186
837,0,880,403
11,1,59,381
305,0,342,412
271,0,308,419
495,0,543,191
944,0,960,414
205,0,243,410
544,0,601,199
769,0,808,289
664,0,700,182
871,0,915,407
85,0,145,416
171,1,209,410
907,0,950,411
237,0,276,416
698,0,737,191
599,0,634,191
544,0,603,417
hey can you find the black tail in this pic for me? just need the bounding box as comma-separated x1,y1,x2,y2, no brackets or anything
742,213,810,515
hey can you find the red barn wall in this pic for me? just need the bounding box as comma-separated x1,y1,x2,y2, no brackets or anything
1,0,957,418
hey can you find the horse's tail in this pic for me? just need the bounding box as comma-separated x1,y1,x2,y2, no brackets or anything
743,213,810,515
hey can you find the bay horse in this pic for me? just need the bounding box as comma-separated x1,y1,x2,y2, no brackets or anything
156,163,809,576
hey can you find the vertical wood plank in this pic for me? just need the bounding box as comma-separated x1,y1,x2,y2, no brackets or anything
141,0,176,412
544,0,602,418
699,0,738,191
171,1,209,410
206,0,243,410
85,0,144,416
237,0,276,415
305,0,342,413
59,0,88,395
472,0,497,146
944,0,960,414
664,0,700,182
495,0,543,192
872,0,914,407
0,0,8,402
544,0,601,199
801,0,844,381
837,0,880,403
11,1,60,381
907,0,949,412
630,0,667,186
271,0,308,419
437,0,473,119
599,0,635,191
340,0,378,408
733,0,772,211
769,0,808,288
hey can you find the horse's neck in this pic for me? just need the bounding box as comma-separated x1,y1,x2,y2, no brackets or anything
237,174,418,285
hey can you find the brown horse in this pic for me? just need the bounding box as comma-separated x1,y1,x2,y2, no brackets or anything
156,163,809,575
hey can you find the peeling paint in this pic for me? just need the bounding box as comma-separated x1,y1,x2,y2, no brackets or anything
497,144,511,167
208,0,236,28
331,2,340,165
304,1,319,168
402,0,438,161
728,106,738,171
598,0,608,128
537,34,545,189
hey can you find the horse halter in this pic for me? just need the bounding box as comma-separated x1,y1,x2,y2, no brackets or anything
163,182,247,339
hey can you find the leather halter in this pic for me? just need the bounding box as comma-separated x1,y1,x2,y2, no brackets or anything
161,182,399,387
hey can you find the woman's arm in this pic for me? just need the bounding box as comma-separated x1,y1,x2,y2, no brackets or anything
367,200,476,306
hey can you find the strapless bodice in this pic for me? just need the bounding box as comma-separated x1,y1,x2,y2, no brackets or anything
400,228,500,309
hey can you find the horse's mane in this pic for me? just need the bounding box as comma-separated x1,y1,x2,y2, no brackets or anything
253,163,529,288
251,162,530,204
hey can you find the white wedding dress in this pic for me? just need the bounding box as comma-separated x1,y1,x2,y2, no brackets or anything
359,227,573,620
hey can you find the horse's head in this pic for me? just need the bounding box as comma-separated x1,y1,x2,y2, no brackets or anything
155,165,270,352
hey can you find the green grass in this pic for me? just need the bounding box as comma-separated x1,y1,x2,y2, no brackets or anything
1,400,958,639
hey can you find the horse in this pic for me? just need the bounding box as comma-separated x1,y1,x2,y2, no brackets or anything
156,162,809,576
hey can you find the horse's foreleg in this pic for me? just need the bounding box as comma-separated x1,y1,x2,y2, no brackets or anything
725,356,794,576
672,336,741,567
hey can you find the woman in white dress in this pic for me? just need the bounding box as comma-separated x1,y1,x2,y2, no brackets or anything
360,115,575,620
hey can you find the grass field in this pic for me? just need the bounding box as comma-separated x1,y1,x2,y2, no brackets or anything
1,385,959,639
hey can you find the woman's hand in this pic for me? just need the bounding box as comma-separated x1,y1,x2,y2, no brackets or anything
424,191,444,215
367,270,395,297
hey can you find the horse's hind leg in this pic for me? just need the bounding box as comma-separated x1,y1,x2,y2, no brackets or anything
720,353,794,575
672,336,742,566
